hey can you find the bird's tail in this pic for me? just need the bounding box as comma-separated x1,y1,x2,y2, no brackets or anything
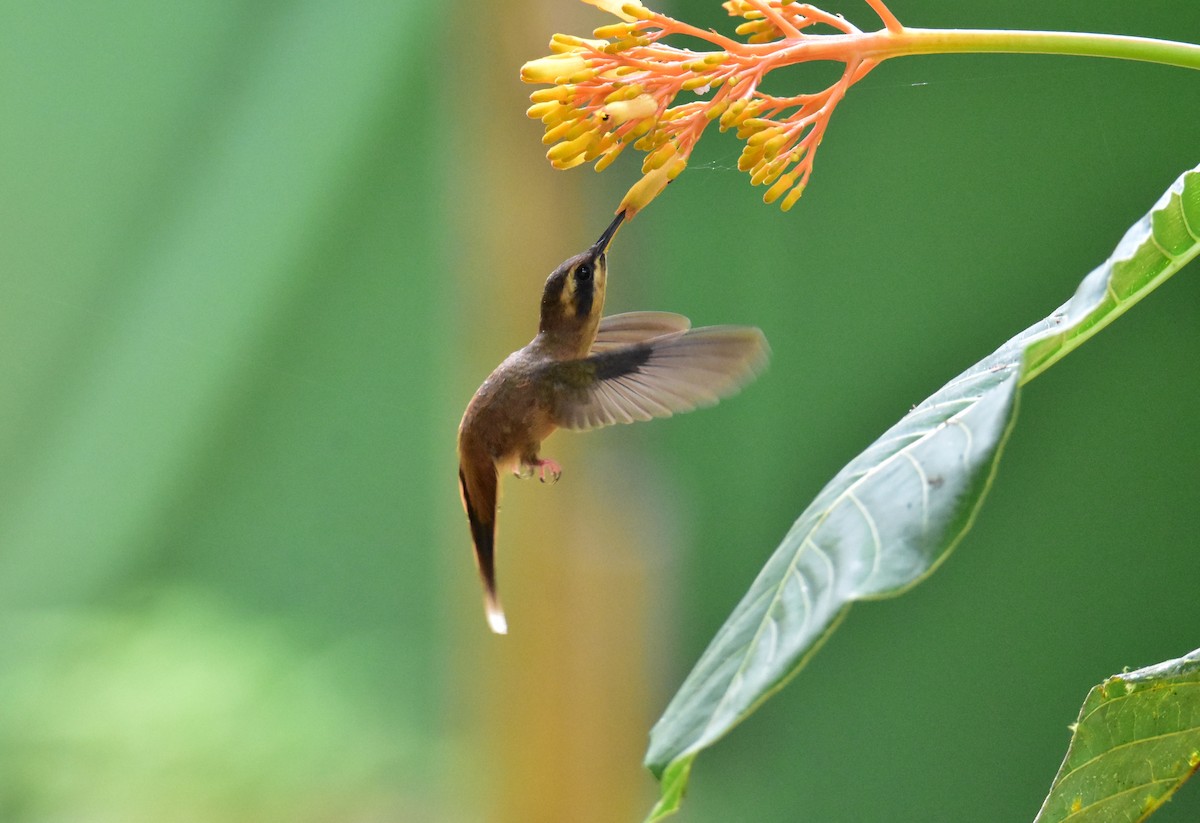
484,591,508,635
458,462,507,635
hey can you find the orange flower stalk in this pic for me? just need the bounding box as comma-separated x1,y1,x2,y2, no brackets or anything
521,0,902,215
521,0,1200,218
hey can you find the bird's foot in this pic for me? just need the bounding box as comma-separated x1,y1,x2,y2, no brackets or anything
513,463,535,480
535,458,562,484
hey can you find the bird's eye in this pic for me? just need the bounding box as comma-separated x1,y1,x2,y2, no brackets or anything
576,262,593,282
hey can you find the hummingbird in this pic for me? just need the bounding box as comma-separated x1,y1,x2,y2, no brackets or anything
457,210,769,634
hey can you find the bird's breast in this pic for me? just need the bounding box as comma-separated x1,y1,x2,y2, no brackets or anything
459,352,558,465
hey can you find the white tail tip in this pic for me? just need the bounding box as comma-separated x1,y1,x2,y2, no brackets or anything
486,603,508,635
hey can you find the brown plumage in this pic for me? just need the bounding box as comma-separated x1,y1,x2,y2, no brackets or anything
457,211,769,634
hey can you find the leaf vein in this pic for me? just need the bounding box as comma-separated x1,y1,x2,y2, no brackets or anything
846,490,883,585
947,418,974,462
1148,231,1176,262
1178,190,1200,242
698,392,1000,738
900,451,930,533
1106,280,1122,306
1059,775,1185,823
1078,680,1200,726
1058,721,1200,785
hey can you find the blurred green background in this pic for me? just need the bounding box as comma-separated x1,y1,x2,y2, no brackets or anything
1,1,1198,821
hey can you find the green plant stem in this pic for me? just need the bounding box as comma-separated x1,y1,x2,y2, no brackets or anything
766,28,1200,73
883,28,1200,70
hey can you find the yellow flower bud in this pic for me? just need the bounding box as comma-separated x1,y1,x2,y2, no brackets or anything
643,142,677,172
553,153,589,170
737,144,762,172
564,120,592,141
748,29,781,44
621,2,654,20
780,182,806,211
583,0,645,23
624,119,654,142
680,75,712,92
546,106,580,127
762,132,789,159
758,157,788,187
593,143,626,172
619,156,685,216
719,99,746,130
706,100,729,121
603,83,643,104
599,93,657,125
748,159,771,186
526,101,562,120
594,22,635,39
594,152,619,173
530,86,572,104
744,119,782,137
584,133,617,161
564,68,599,84
762,171,796,204
607,36,649,53
550,34,606,54
543,121,574,145
547,131,598,164
521,54,589,84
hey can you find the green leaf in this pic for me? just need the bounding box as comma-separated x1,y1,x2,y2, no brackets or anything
1035,649,1200,823
644,164,1200,820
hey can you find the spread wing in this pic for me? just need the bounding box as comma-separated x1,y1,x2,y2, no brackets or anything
589,311,691,353
549,326,769,431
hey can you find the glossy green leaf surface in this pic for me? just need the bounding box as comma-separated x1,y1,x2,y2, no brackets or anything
1035,649,1200,823
645,164,1200,821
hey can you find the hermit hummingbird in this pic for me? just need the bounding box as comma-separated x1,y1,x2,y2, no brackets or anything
457,211,768,634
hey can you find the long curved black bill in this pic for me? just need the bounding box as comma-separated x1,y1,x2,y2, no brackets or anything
592,210,626,254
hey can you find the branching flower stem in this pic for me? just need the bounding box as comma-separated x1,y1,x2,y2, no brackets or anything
521,0,1200,216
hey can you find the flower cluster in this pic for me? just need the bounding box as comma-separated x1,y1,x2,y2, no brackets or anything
521,0,902,215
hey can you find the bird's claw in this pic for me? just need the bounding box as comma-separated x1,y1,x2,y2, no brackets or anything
514,458,561,483
536,458,562,484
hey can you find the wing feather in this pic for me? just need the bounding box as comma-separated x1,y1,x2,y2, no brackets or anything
551,326,769,431
590,311,692,353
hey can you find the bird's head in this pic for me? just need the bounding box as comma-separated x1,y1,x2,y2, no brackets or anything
539,210,625,352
